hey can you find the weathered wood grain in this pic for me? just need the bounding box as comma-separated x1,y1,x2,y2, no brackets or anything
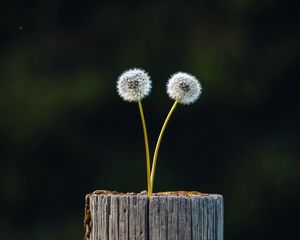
84,191,223,240
149,194,223,240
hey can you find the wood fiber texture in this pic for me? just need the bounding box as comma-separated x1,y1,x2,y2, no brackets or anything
84,192,223,240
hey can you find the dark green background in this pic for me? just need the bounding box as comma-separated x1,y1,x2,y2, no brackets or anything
1,1,299,239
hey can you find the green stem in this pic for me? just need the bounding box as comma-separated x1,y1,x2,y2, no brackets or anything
150,100,178,194
138,100,151,197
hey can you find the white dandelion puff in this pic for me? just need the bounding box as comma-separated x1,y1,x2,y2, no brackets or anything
167,72,202,104
117,68,152,102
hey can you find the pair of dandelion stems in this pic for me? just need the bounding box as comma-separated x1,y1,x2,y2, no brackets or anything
118,69,201,197
138,100,178,197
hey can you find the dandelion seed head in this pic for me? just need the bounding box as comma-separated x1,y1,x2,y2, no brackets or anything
117,68,152,102
167,72,202,105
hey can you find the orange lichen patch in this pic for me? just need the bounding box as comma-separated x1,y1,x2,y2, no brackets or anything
155,191,209,197
91,190,148,195
83,194,91,240
92,189,125,195
89,190,209,197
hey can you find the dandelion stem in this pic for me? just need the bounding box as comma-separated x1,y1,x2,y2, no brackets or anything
138,100,151,197
150,100,178,193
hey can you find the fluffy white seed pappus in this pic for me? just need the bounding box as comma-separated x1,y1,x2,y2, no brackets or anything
117,68,152,102
167,72,202,104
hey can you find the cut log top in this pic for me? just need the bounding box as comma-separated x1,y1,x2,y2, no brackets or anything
88,190,209,196
84,190,223,240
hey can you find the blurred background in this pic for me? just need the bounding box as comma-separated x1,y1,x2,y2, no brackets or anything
0,0,299,239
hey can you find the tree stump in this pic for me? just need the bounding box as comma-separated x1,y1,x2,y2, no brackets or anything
84,190,223,240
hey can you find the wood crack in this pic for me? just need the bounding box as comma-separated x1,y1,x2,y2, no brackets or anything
85,191,223,240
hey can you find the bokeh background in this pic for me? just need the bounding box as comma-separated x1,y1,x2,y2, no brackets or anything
1,0,299,239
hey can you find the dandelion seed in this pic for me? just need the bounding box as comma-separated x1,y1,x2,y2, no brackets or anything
167,72,202,104
117,68,152,102
150,72,202,193
117,68,152,196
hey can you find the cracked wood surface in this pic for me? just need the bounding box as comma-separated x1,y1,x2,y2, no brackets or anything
85,192,223,240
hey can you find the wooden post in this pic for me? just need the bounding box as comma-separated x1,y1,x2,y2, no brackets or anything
84,190,223,240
